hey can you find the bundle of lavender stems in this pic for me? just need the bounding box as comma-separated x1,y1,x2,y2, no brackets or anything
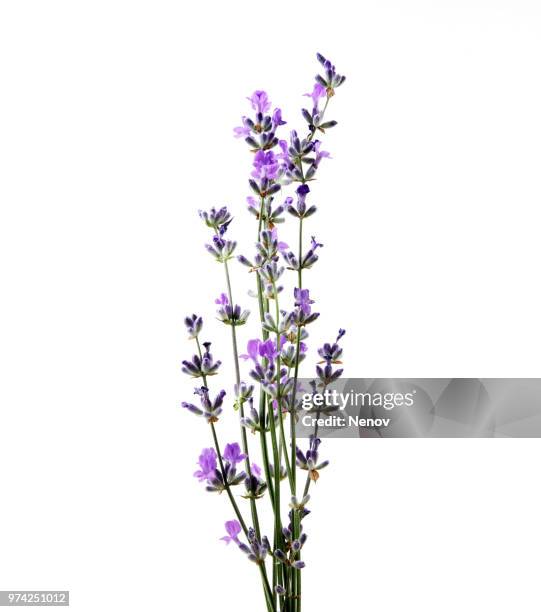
181,53,346,611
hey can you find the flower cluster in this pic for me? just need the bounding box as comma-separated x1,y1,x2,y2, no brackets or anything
193,442,246,492
181,53,346,611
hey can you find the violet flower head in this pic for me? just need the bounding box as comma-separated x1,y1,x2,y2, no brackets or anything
294,288,315,316
215,293,228,306
193,447,217,482
318,341,343,364
247,90,271,114
315,52,346,95
238,528,271,564
181,342,222,378
287,183,317,219
272,107,286,127
244,469,268,499
184,314,203,339
313,140,330,166
310,236,323,251
233,117,252,138
259,338,279,362
252,150,280,180
296,435,329,482
220,520,242,545
216,296,250,326
199,206,232,233
240,338,261,362
223,442,247,467
205,234,237,263
182,386,226,422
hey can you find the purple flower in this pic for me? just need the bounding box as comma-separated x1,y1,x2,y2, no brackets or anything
240,338,261,362
223,442,246,466
220,520,242,545
259,338,278,362
310,236,323,251
304,83,327,110
294,288,315,316
182,386,226,421
313,140,330,166
272,107,286,127
277,139,292,168
247,90,271,114
251,463,262,478
252,150,280,180
233,116,252,138
184,314,203,339
215,293,229,306
193,448,217,482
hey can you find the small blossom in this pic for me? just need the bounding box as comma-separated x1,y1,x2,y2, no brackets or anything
193,448,217,482
220,520,242,545
252,150,280,180
223,442,246,466
247,90,271,114
182,386,226,422
294,288,315,316
184,314,203,339
233,117,252,138
272,107,286,127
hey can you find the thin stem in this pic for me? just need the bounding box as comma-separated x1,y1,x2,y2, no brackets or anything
254,198,275,514
209,422,248,534
272,284,294,493
195,339,272,610
220,254,263,541
268,392,282,602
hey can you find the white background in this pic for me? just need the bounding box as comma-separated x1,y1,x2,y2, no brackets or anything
1,1,541,610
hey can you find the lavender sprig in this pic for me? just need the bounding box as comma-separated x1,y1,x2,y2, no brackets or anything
182,53,346,612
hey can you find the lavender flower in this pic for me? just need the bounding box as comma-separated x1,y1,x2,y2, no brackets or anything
294,288,315,316
206,461,245,492
296,436,329,481
223,442,246,466
233,117,251,139
252,150,281,180
247,90,271,114
216,293,250,326
287,184,317,219
220,520,242,545
199,206,232,233
182,386,226,422
182,53,347,610
193,448,217,482
243,472,268,499
181,342,221,378
205,235,237,262
238,528,271,565
184,314,203,339
272,107,286,127
315,52,346,95
240,399,278,433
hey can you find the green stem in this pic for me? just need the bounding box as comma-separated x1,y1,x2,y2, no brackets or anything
272,285,294,493
196,339,273,610
218,249,264,542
